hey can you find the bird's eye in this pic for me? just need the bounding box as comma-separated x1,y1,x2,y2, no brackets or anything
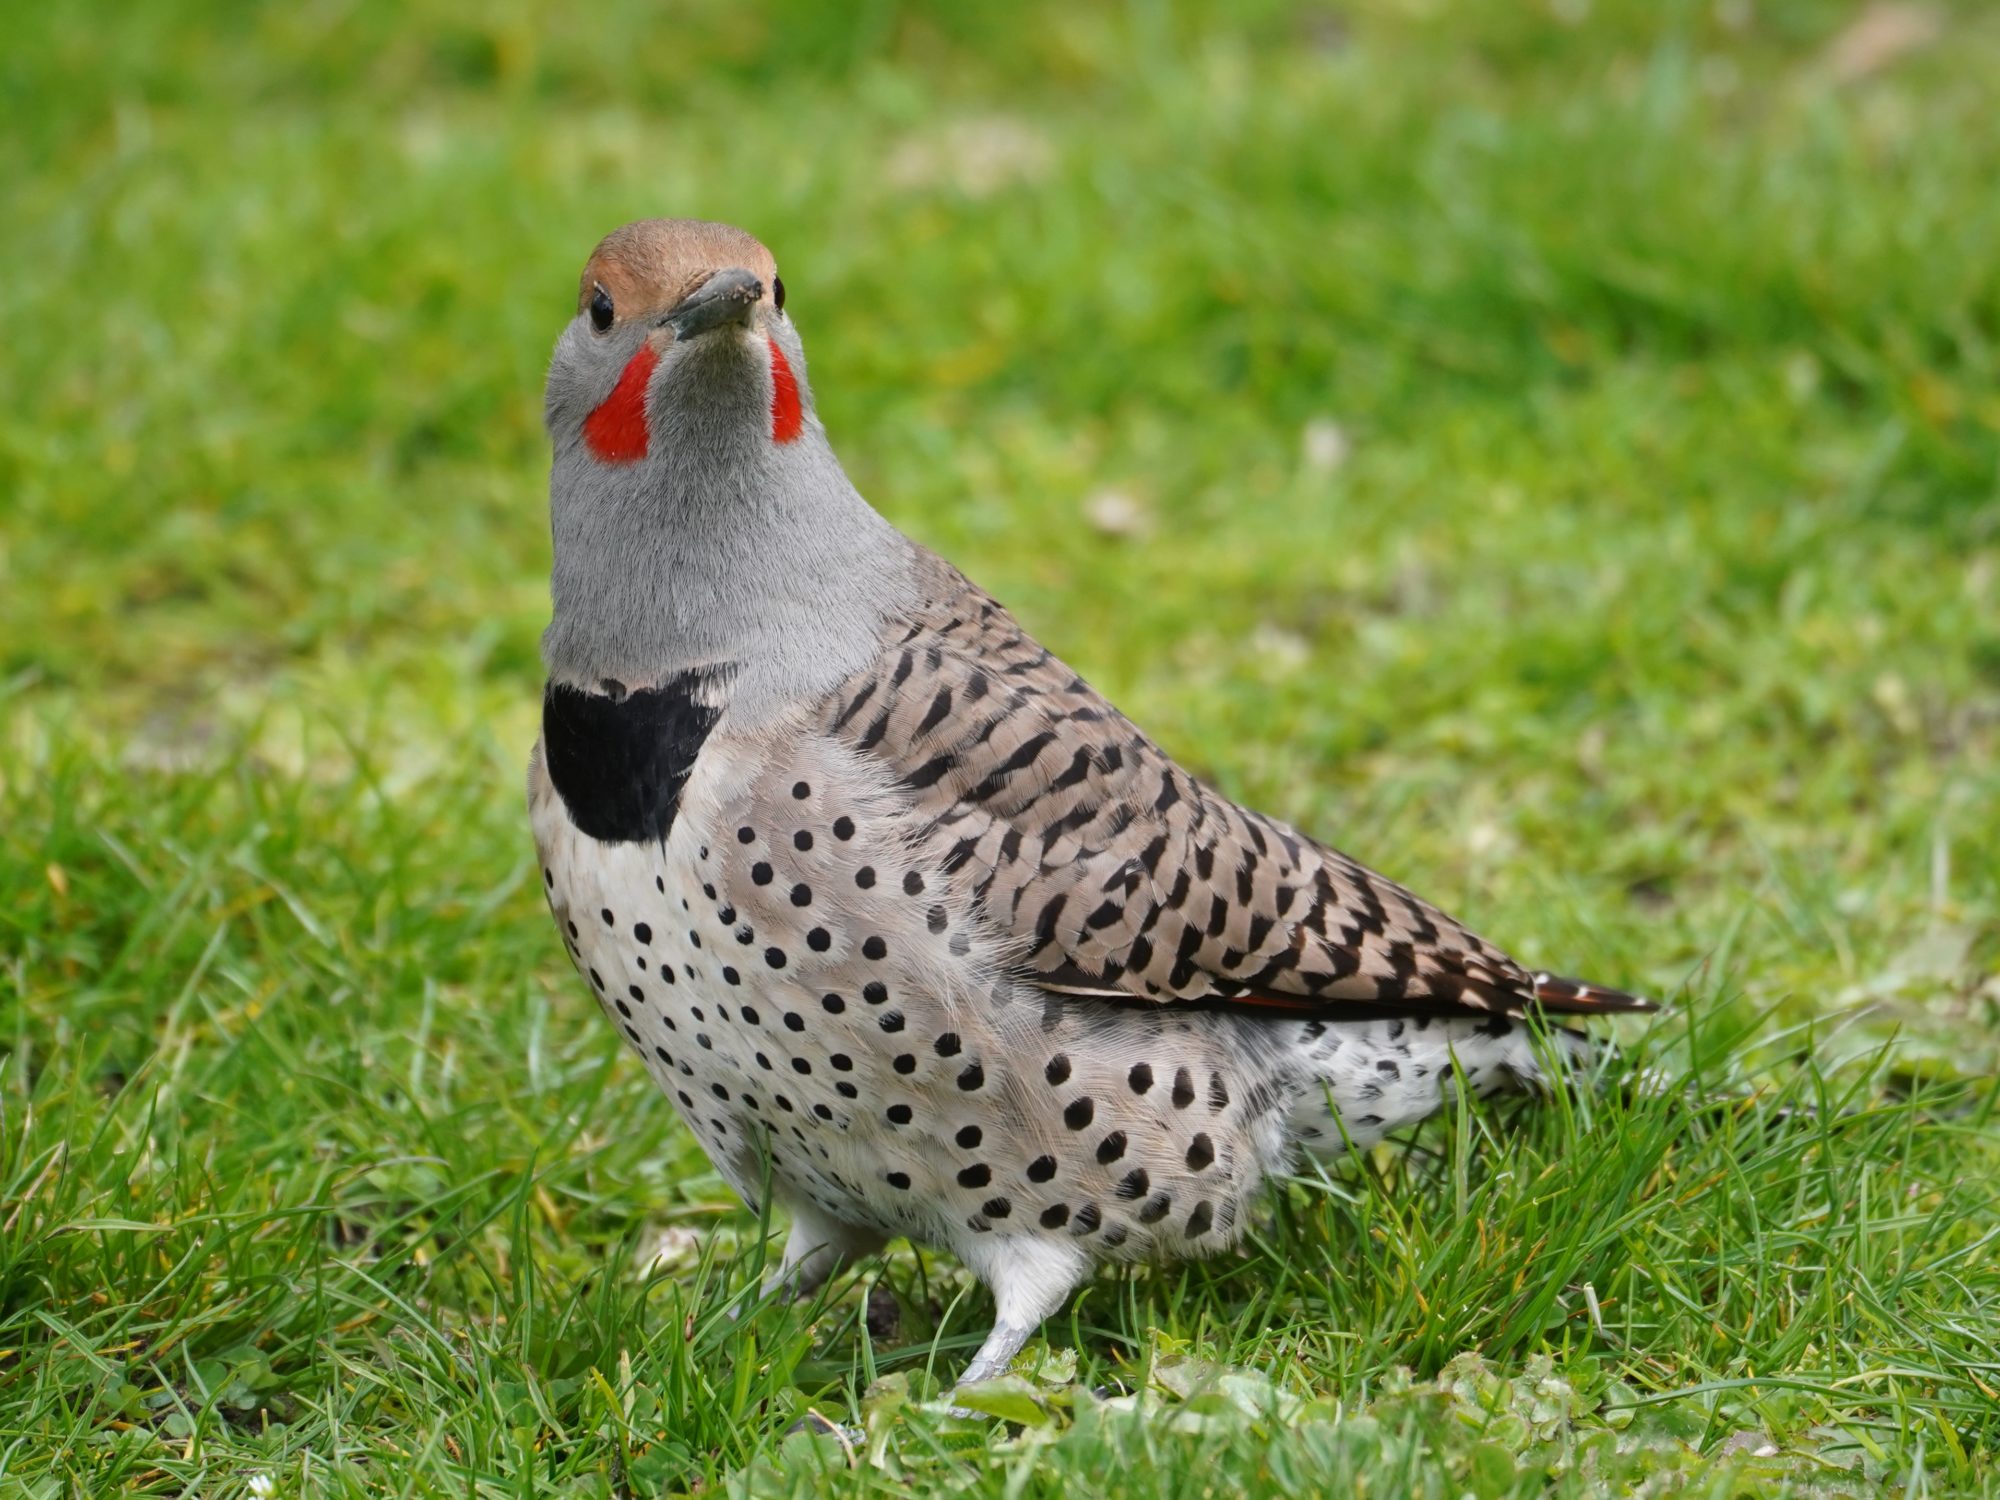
772,275,786,313
588,283,614,332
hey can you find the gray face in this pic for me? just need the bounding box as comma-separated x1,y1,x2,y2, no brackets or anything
540,219,918,725
542,307,649,447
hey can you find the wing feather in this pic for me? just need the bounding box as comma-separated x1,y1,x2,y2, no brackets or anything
817,552,1652,1021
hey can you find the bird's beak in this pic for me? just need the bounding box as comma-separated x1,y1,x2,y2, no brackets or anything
660,268,764,341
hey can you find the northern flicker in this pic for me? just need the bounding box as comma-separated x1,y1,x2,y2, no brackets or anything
529,219,1651,1391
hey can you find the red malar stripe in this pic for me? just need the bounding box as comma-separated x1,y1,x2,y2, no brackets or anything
769,338,803,444
583,343,659,463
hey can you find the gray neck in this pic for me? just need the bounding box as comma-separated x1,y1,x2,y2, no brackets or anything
541,356,915,725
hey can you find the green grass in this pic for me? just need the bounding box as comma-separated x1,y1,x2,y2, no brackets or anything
4,0,1999,1493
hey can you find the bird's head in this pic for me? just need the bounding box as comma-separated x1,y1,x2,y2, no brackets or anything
545,218,809,466
539,218,910,707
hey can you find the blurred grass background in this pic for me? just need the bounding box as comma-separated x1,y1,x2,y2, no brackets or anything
3,0,1998,1494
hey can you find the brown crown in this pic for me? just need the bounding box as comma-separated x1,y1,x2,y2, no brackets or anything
577,219,777,325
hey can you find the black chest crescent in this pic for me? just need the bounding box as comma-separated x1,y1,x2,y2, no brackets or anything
542,675,722,844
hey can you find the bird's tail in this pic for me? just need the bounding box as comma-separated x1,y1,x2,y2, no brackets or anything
1528,971,1658,1016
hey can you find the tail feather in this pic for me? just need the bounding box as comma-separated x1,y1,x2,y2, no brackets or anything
1529,971,1657,1015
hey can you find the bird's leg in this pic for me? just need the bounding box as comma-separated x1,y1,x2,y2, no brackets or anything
760,1200,885,1303
753,1204,885,1446
956,1322,1038,1389
952,1238,1092,1394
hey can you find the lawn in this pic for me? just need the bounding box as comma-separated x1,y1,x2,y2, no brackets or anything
3,0,1998,1493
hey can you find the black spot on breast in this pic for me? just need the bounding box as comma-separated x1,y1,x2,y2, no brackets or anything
542,675,722,843
1027,1155,1057,1182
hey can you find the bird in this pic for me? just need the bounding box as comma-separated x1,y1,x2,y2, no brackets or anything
528,218,1653,1394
